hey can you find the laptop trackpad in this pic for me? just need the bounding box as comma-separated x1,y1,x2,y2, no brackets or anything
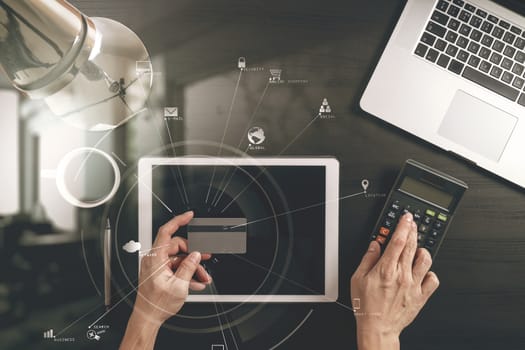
438,90,518,162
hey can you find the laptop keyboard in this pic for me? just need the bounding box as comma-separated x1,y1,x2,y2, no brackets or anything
415,0,525,106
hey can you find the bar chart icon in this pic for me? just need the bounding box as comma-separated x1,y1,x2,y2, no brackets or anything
43,329,55,339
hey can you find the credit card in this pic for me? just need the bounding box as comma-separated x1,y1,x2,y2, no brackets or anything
188,218,247,254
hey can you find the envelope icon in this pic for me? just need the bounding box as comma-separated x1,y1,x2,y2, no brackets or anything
164,107,178,117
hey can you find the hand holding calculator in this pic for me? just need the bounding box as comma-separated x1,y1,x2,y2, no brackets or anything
371,160,468,258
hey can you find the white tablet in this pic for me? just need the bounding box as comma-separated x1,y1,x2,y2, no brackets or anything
138,157,339,302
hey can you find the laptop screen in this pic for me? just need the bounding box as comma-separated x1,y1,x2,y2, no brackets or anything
494,0,525,16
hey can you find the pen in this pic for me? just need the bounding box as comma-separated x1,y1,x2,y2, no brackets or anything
104,218,112,309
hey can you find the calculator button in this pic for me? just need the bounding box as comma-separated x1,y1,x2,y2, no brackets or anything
419,224,430,234
387,211,397,220
383,219,394,229
417,233,425,243
437,213,448,222
425,209,436,217
429,230,439,239
376,235,386,244
425,238,436,248
413,210,422,222
379,227,391,236
423,216,433,225
371,233,378,240
391,201,401,211
434,220,445,230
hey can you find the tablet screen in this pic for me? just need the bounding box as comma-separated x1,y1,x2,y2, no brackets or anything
150,163,326,297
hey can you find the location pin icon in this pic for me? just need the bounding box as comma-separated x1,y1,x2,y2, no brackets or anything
361,179,369,192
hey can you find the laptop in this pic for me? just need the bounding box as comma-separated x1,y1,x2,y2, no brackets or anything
138,156,339,302
361,0,525,188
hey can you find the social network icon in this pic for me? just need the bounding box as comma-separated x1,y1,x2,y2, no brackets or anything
164,107,178,117
352,298,361,311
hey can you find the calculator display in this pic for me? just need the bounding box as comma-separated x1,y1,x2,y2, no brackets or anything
399,176,453,209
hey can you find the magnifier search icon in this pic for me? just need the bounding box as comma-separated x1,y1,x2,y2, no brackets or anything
86,329,101,341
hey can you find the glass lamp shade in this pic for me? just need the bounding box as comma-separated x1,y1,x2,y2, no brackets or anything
0,0,152,131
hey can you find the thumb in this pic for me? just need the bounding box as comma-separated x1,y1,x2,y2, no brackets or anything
174,252,201,282
355,241,381,276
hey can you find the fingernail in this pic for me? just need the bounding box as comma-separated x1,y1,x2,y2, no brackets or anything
185,210,194,216
404,212,413,222
368,241,376,252
189,251,201,263
411,221,417,229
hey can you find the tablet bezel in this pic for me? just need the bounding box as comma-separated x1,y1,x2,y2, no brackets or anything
138,157,339,303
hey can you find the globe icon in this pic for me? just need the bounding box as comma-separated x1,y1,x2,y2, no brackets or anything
247,127,266,145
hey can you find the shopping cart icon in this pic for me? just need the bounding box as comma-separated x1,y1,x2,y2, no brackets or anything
269,69,282,83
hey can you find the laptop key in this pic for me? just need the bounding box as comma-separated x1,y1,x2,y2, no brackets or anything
504,45,516,58
481,34,494,47
493,40,505,52
415,43,429,57
435,39,447,51
432,10,450,26
427,21,447,37
499,20,511,30
490,66,503,79
470,29,482,42
476,9,487,18
513,77,525,90
502,71,514,84
448,59,464,74
479,46,491,59
518,94,525,106
463,66,520,101
453,0,464,6
459,10,471,23
512,63,524,76
490,52,503,65
467,42,480,54
459,24,471,36
502,57,513,70
421,32,437,46
481,21,494,34
448,5,460,17
503,32,516,45
426,48,440,63
511,26,522,36
446,44,459,57
448,18,460,31
470,16,482,28
437,0,449,12
479,60,492,73
493,26,504,39
446,31,459,43
515,37,525,50
437,54,451,68
464,4,475,12
515,51,525,63
457,50,469,62
468,55,481,68
487,15,499,24
457,36,469,48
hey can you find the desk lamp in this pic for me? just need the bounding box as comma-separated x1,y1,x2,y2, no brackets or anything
0,0,152,131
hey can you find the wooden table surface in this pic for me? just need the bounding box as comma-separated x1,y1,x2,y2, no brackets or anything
61,1,525,349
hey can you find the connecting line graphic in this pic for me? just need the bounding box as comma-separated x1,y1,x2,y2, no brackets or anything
220,113,322,213
87,257,172,329
231,254,354,313
268,309,314,350
163,117,190,205
211,80,270,208
209,283,240,350
230,190,366,230
205,69,243,204
134,174,173,214
81,229,102,297
210,144,251,208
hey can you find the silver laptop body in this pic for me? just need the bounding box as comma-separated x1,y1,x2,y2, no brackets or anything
361,0,525,188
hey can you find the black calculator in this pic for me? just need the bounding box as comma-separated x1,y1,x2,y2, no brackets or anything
371,159,468,258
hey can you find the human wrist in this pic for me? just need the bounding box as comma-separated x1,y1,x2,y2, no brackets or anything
356,327,400,350
120,310,161,350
